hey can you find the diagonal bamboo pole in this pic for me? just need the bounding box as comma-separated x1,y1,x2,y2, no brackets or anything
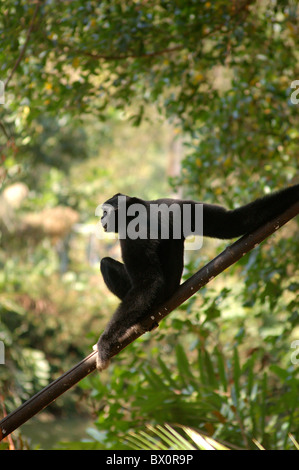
1,201,298,441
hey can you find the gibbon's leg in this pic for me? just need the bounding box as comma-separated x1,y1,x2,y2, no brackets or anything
97,240,166,370
96,276,165,370
100,257,132,300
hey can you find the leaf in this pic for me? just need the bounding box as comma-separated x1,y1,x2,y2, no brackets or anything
175,343,193,385
127,424,230,451
288,434,299,450
215,347,228,392
233,347,241,400
203,349,217,388
143,367,170,391
183,426,229,450
269,365,290,381
157,356,177,388
0,296,26,315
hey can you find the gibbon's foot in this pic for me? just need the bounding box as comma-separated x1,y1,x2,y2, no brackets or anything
93,343,110,371
93,321,157,371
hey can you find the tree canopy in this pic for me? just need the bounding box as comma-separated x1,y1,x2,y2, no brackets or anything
1,0,299,192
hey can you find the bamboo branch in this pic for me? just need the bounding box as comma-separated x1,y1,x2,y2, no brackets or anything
0,200,298,441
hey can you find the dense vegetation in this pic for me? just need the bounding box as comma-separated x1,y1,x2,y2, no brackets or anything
0,0,298,450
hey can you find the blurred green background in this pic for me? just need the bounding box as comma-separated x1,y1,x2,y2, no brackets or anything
0,0,298,450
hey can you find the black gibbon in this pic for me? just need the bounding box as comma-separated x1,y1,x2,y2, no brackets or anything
95,184,299,370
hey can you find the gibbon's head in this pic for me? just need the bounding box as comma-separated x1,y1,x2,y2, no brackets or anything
101,193,123,233
101,193,145,234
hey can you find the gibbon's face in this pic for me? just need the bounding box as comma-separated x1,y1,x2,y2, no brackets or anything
101,203,118,233
101,193,123,233
101,193,144,234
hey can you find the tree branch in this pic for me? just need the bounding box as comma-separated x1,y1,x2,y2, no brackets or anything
0,200,298,441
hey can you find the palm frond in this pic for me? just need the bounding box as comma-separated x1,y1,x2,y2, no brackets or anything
126,424,229,451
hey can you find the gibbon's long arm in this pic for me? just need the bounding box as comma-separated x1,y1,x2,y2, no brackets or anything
198,184,299,239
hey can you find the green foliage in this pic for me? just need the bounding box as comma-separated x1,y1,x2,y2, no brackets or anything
0,248,98,410
127,424,230,451
77,339,298,450
75,233,299,451
1,1,299,185
127,424,299,450
0,105,171,430
0,0,298,451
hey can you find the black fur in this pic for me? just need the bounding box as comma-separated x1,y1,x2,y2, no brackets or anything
95,185,299,370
